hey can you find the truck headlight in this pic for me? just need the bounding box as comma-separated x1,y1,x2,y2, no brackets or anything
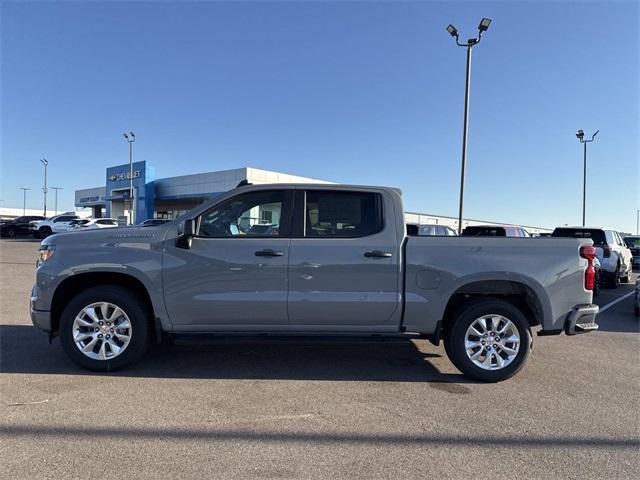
38,245,55,264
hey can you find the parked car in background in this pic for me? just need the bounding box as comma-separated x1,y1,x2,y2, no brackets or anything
623,236,640,270
30,213,80,238
0,216,45,237
140,219,170,227
461,225,530,237
407,224,458,236
78,218,119,229
551,227,633,288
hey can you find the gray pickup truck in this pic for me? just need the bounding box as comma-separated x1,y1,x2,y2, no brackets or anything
31,184,599,381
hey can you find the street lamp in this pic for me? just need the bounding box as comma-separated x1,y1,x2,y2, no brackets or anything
123,132,136,224
576,129,599,226
446,18,492,234
51,187,63,215
40,158,49,217
19,187,31,216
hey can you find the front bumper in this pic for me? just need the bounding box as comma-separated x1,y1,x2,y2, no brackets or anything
564,304,599,335
30,285,52,333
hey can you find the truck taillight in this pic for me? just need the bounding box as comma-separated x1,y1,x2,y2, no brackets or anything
580,245,596,291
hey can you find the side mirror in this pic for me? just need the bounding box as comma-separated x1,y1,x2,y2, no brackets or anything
176,218,196,249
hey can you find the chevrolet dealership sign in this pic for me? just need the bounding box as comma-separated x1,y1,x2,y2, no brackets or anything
109,170,141,182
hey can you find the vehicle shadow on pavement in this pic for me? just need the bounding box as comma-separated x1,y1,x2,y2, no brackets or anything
0,324,473,384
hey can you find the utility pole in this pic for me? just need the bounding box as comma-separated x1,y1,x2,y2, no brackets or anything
446,18,492,234
51,187,63,215
575,130,599,226
19,187,31,216
40,158,49,217
123,132,136,224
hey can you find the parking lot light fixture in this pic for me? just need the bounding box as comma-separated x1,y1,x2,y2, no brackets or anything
478,18,492,32
446,18,492,234
19,187,31,216
123,132,136,225
576,129,599,226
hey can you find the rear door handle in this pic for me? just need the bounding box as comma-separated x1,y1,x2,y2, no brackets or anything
364,250,393,258
255,249,284,257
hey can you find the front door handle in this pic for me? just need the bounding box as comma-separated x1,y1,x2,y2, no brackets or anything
364,250,393,258
255,249,284,257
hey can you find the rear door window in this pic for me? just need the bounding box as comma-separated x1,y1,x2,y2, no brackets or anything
304,190,383,238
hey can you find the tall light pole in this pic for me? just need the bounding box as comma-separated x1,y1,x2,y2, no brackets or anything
636,209,639,235
123,132,136,224
19,187,31,216
575,130,599,226
51,187,63,215
40,158,49,217
446,18,492,234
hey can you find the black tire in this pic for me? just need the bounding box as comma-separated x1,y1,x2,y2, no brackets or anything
593,269,601,297
634,305,639,318
59,285,150,371
608,265,620,289
6,228,16,238
38,227,52,239
444,299,532,383
620,267,629,284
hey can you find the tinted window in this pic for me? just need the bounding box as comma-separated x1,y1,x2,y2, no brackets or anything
462,226,506,237
54,215,76,222
551,228,607,245
198,190,289,238
305,191,383,238
624,237,640,248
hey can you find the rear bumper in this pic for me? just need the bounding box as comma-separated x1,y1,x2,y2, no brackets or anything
564,304,599,335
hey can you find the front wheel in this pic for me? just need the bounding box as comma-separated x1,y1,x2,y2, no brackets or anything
59,286,150,371
38,227,52,239
444,299,532,382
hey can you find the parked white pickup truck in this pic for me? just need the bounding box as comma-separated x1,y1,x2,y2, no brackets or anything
30,212,80,238
31,184,599,381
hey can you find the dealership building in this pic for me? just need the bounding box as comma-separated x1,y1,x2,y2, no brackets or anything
74,162,331,224
74,162,551,233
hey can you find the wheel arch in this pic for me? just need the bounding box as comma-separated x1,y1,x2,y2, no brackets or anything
441,278,547,332
50,272,156,336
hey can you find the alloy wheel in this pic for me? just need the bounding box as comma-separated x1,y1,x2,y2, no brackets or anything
464,315,520,370
72,302,133,360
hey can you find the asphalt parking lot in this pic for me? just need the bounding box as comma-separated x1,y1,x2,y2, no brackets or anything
1,238,638,479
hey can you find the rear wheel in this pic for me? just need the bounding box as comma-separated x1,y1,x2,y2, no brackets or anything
38,227,52,239
59,286,150,371
593,269,601,297
608,264,620,289
620,266,630,284
444,299,532,382
5,228,16,238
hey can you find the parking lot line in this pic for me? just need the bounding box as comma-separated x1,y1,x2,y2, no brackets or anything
598,291,634,314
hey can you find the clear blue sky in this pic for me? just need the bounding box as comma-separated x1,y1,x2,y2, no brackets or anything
2,1,638,231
